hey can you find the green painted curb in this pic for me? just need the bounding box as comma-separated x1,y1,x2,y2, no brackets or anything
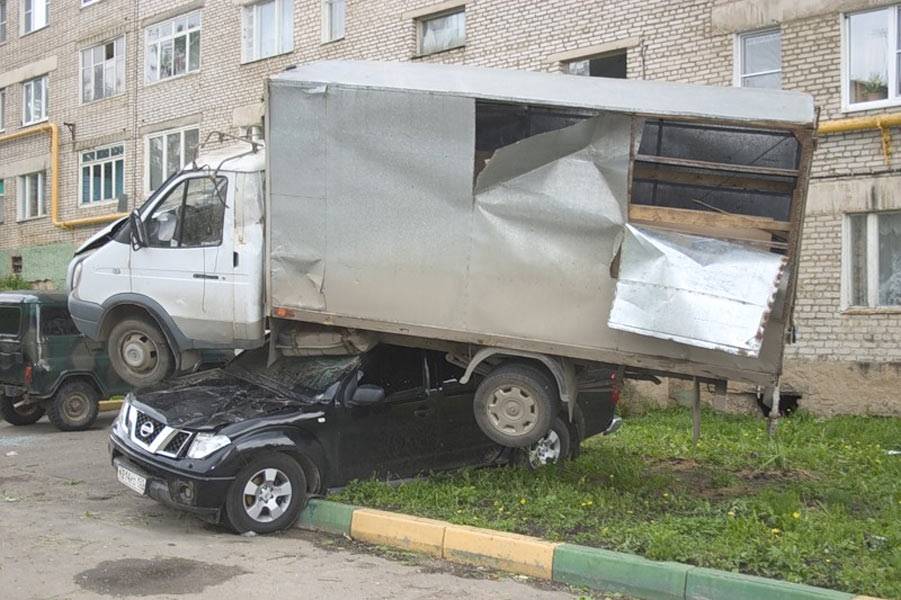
685,567,855,600
297,499,355,537
552,543,690,600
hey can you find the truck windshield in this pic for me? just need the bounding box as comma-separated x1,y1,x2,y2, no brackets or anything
0,306,22,336
226,347,362,398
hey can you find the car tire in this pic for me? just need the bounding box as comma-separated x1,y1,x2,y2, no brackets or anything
474,362,560,448
47,380,100,432
0,395,45,426
108,316,173,388
519,416,572,469
224,452,307,534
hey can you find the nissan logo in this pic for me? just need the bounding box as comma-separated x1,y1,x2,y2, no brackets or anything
140,421,155,438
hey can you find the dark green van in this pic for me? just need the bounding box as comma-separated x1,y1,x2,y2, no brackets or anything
0,291,129,431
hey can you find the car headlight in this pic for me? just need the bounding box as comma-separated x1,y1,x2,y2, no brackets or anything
187,433,231,459
111,398,130,438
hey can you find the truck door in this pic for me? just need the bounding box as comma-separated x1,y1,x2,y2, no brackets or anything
0,304,24,388
132,174,235,346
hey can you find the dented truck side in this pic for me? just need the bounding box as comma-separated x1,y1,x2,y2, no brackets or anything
68,60,815,447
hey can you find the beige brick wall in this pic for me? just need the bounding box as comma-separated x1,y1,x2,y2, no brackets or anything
0,0,898,414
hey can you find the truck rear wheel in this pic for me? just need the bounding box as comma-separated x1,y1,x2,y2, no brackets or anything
0,395,45,426
47,380,100,431
473,362,559,448
108,317,173,387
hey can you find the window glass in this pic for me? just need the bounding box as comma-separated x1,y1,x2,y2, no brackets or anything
147,181,185,247
0,1,7,44
145,11,201,82
81,144,125,204
567,52,627,78
23,76,47,124
849,214,869,306
739,29,782,89
848,9,890,104
0,306,20,336
146,127,199,193
359,346,423,396
243,0,293,62
81,39,124,103
180,177,227,247
18,172,45,220
419,10,465,55
878,211,901,306
40,306,80,336
323,0,345,42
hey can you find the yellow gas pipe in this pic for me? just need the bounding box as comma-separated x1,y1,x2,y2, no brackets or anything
0,122,127,230
817,112,901,165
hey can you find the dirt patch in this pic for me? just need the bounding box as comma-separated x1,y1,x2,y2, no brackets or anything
651,459,813,501
75,557,248,596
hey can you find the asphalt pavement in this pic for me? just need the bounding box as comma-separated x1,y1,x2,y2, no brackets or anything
0,415,580,600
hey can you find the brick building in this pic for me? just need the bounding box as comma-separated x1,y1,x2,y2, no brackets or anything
0,0,898,415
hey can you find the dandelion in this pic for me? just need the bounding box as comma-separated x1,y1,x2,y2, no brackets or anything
771,528,781,535
727,510,736,518
792,511,801,519
519,498,527,505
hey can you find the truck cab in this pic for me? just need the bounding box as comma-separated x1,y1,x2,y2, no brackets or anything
67,145,267,387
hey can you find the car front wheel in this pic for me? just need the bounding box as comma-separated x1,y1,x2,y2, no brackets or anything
522,417,571,469
224,452,307,534
0,395,45,426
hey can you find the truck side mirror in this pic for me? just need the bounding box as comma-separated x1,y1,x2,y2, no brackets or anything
129,210,148,250
350,384,386,406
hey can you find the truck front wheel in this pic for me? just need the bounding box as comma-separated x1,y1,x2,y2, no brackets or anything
108,317,173,387
473,362,559,448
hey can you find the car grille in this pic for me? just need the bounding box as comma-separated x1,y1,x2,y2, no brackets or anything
129,408,192,458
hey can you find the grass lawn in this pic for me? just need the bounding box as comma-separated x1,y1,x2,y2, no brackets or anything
334,409,901,599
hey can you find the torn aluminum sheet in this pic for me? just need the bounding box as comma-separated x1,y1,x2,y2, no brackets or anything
608,225,787,356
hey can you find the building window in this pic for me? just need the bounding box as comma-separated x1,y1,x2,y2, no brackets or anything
11,256,22,274
17,171,46,220
22,75,47,125
567,51,627,78
321,0,345,43
845,211,901,308
417,8,465,56
844,6,901,109
145,11,201,83
81,144,125,205
242,0,294,63
146,126,200,192
22,0,48,34
1,1,8,44
81,0,101,6
736,29,781,89
0,88,5,131
0,179,5,224
81,37,125,103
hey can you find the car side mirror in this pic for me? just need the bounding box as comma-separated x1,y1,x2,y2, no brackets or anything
129,209,147,249
350,384,386,406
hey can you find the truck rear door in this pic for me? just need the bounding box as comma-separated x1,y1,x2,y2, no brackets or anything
0,305,25,387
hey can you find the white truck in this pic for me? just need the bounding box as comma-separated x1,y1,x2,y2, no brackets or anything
68,60,815,447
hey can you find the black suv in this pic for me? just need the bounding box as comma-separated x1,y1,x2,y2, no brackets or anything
110,344,619,533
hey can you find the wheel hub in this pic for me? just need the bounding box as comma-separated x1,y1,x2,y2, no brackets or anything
243,468,292,523
121,332,159,373
487,385,537,437
528,429,561,467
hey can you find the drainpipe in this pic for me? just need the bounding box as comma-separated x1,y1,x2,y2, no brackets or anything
0,122,127,230
817,112,901,165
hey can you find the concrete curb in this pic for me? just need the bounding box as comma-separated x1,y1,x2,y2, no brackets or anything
296,499,881,600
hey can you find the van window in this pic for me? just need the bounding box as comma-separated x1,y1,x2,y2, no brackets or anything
40,306,80,336
147,176,227,248
0,306,21,336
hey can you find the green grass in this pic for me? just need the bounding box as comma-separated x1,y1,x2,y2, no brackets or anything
334,409,901,598
0,275,27,291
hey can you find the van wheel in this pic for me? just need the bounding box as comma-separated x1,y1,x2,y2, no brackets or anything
47,381,99,431
108,317,173,387
520,417,571,469
224,452,307,534
474,362,559,448
0,395,45,426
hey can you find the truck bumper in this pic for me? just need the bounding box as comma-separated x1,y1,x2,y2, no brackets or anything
68,297,103,340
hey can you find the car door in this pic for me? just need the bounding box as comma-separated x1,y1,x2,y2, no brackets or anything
426,351,499,469
337,346,441,481
131,174,234,346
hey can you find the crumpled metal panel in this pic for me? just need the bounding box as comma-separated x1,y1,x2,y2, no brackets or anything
608,225,787,356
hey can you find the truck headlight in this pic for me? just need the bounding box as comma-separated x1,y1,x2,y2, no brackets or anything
111,398,130,438
187,433,231,459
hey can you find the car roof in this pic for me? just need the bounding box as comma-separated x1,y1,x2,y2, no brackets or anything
0,291,69,305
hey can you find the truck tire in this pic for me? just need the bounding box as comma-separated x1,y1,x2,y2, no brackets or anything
224,452,307,534
0,395,45,426
47,380,100,432
108,316,173,387
474,362,559,448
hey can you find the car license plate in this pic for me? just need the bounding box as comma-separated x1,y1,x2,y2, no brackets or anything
117,465,147,495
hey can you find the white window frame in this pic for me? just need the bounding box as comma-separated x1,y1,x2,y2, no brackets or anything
416,8,466,56
733,28,782,88
81,36,126,104
21,0,48,35
0,178,5,224
22,75,48,126
841,5,901,112
0,88,5,132
16,171,46,221
144,11,202,84
81,0,101,7
1,0,8,44
842,211,901,309
80,143,125,207
241,0,294,63
144,125,200,194
321,0,345,44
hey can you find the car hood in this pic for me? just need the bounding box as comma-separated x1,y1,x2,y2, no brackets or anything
132,369,319,430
